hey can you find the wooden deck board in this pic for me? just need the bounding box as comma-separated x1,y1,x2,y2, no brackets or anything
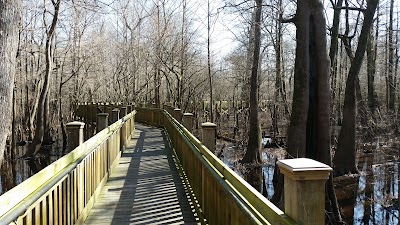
84,124,199,225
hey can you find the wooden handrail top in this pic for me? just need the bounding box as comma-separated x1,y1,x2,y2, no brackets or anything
0,110,136,224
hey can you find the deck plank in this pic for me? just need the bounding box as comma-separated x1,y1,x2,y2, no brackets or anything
84,124,199,225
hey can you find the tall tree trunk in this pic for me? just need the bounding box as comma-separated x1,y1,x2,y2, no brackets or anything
0,0,20,164
58,69,67,149
367,27,378,113
329,0,344,124
273,0,283,139
26,0,60,157
283,0,343,223
43,93,52,144
207,0,213,122
241,0,262,165
333,0,379,175
11,89,16,157
388,0,395,112
154,1,161,108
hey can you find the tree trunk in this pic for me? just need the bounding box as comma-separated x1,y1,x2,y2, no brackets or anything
207,0,213,123
367,27,378,113
333,0,379,175
11,89,16,157
273,0,283,139
26,0,60,157
329,0,344,124
286,1,310,158
283,0,343,223
241,0,262,165
0,1,20,164
388,0,395,112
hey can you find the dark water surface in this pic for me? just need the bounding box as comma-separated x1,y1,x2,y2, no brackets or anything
218,137,400,225
0,144,64,196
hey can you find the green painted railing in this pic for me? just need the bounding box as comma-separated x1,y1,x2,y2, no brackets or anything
135,107,297,225
0,110,136,225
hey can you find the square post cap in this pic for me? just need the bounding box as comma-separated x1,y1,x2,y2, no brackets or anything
277,158,332,181
66,121,85,130
201,122,217,128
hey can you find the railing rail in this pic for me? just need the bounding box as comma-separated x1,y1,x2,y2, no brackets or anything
135,107,297,225
0,110,136,225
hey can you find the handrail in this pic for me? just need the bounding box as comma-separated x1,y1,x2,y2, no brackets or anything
135,107,297,225
0,110,136,225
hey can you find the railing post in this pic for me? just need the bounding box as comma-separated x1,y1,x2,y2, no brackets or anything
173,108,182,122
182,113,193,133
66,121,85,152
97,113,109,133
277,158,332,225
120,107,127,151
120,107,127,118
127,105,132,113
201,122,217,153
100,103,105,113
105,103,111,115
111,108,120,123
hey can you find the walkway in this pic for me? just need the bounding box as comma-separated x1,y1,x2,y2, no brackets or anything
84,124,199,225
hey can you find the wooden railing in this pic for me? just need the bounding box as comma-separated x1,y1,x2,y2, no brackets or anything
135,107,297,225
0,110,136,225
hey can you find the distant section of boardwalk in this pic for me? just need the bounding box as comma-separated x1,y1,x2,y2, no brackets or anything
84,124,199,225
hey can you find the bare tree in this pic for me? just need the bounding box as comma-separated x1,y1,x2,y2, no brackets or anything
0,0,20,164
333,0,379,175
242,0,262,164
387,0,395,112
280,0,343,223
26,0,61,157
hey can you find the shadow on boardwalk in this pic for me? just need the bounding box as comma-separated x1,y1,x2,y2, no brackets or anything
85,124,199,225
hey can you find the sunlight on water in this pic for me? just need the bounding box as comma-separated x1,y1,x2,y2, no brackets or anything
262,151,275,199
353,162,367,224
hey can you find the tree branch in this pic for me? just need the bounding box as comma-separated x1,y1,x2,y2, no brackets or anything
334,6,365,12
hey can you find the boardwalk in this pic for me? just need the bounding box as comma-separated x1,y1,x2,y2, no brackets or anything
84,124,199,225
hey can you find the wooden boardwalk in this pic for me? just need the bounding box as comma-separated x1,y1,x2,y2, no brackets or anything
84,124,199,225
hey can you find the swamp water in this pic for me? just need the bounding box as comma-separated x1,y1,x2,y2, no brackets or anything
0,143,64,196
218,137,400,225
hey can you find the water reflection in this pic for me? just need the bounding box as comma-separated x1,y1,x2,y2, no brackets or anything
0,144,62,196
0,156,33,195
218,137,400,224
353,162,367,224
262,151,275,199
218,147,278,200
353,152,400,224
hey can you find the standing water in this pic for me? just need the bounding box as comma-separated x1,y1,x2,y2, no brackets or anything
217,136,400,225
0,143,64,196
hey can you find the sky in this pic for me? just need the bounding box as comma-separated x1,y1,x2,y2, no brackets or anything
98,0,238,59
